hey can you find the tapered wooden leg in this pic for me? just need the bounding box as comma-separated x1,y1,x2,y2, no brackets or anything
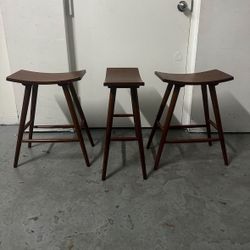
69,85,94,146
102,88,116,181
154,85,181,170
201,85,212,146
209,85,229,165
147,84,173,149
28,85,38,148
131,88,147,180
14,85,32,168
62,85,90,166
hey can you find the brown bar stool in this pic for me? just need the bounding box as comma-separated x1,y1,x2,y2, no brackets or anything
102,68,147,180
147,69,234,170
6,69,94,168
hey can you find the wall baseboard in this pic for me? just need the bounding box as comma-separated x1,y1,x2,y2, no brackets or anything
0,114,18,125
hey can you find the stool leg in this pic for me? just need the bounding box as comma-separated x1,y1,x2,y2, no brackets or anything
69,85,94,146
147,84,173,149
201,85,212,146
28,85,38,148
14,85,32,168
102,88,116,181
209,85,229,165
131,88,147,180
154,85,180,170
62,85,90,167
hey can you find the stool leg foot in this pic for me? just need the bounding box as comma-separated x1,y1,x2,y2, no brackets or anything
69,85,95,147
201,85,212,146
154,86,180,170
131,88,147,180
147,84,173,149
62,85,90,167
28,85,38,148
209,85,229,165
102,88,116,181
14,85,32,168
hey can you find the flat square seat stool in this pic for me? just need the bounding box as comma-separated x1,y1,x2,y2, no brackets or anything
6,69,94,168
147,69,234,169
102,68,147,180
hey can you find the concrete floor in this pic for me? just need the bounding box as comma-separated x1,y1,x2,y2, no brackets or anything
0,125,250,250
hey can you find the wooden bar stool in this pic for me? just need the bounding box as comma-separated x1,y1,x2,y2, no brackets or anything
6,69,94,168
147,69,234,170
102,68,147,180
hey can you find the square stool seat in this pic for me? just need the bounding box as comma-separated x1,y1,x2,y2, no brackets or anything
104,68,144,88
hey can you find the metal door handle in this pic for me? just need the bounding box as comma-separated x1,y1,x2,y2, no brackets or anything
177,1,188,12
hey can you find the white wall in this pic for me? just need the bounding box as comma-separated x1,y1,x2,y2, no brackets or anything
191,0,250,132
1,1,70,125
0,9,17,124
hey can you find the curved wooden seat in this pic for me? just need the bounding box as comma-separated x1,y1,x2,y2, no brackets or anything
155,69,233,85
6,69,86,85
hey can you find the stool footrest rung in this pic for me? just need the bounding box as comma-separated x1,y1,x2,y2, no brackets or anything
113,114,134,117
33,124,74,129
24,121,31,130
22,138,79,143
170,124,207,129
165,137,220,144
111,136,138,141
24,124,75,131
157,121,207,131
209,119,218,130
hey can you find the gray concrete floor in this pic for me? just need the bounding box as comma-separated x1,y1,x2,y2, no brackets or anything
0,125,250,250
